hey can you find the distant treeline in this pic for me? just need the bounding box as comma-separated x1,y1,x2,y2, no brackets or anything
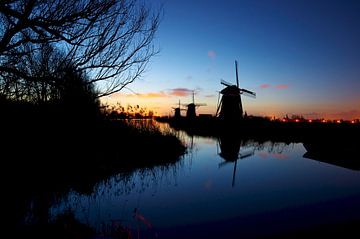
103,103,155,119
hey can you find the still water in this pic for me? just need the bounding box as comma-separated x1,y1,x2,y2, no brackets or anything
50,123,360,238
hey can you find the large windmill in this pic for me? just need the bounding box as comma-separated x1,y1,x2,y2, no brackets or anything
183,91,206,119
216,61,256,120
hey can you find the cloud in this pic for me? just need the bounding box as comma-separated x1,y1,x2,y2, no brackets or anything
167,88,193,97
107,88,198,99
275,84,289,89
260,84,271,89
109,91,168,98
137,91,168,98
259,84,289,90
208,50,216,59
204,94,215,98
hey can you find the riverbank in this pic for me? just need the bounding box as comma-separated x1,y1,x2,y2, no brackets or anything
157,116,360,145
2,109,186,237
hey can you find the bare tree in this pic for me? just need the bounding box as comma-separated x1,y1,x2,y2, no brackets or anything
0,0,160,99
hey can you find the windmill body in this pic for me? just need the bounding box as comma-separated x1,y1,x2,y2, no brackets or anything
172,100,186,118
216,61,256,121
186,103,197,118
219,85,243,120
183,91,206,119
174,107,181,118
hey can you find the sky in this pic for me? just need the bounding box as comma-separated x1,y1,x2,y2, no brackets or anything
102,0,360,119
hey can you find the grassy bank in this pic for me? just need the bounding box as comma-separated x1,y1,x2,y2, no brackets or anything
1,102,186,238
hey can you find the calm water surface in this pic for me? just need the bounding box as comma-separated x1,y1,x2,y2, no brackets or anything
50,124,360,238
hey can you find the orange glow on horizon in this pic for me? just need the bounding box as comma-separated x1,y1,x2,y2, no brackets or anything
101,92,360,120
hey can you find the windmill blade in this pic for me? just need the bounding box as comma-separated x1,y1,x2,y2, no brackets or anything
221,79,232,87
240,88,256,98
241,91,256,98
215,96,223,117
195,103,207,106
239,150,254,159
240,88,256,95
218,160,231,168
235,60,239,88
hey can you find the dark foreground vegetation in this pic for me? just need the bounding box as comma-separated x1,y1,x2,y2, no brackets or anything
0,0,184,237
2,99,185,238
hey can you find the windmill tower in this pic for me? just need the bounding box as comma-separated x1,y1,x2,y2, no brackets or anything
216,60,256,120
183,91,206,119
172,100,186,118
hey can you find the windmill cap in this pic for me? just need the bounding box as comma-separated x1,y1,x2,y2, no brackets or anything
220,85,240,95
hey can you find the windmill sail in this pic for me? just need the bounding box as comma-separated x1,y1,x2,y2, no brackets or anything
221,79,232,87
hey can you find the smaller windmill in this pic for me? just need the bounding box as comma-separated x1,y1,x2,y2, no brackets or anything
172,100,186,118
183,91,206,118
216,61,256,120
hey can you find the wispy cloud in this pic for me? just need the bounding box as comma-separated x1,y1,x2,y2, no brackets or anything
138,92,168,98
109,91,168,98
208,50,216,59
260,84,271,89
167,88,193,97
275,84,289,89
204,94,215,98
259,84,289,90
108,88,197,99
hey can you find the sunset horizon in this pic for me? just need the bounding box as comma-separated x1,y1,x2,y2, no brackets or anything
3,1,360,238
101,0,360,120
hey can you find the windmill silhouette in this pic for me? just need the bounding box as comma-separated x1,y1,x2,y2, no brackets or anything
172,100,186,118
217,137,254,187
216,60,256,120
183,91,206,118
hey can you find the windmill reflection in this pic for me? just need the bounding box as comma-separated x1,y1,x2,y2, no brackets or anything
217,136,254,187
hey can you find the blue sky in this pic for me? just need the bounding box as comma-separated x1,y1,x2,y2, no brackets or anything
104,0,360,119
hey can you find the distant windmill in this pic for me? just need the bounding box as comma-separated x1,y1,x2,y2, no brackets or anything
183,91,206,118
216,60,256,120
172,100,186,118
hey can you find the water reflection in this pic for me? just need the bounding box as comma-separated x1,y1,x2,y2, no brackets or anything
217,136,254,187
16,123,360,238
